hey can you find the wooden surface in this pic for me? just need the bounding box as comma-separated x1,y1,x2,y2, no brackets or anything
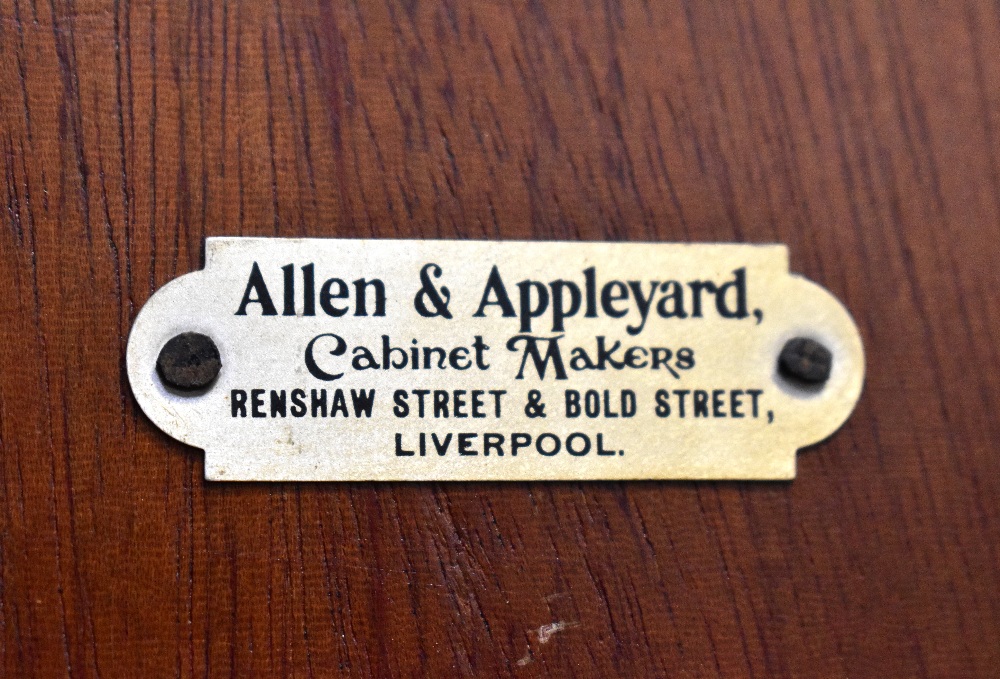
2,0,999,676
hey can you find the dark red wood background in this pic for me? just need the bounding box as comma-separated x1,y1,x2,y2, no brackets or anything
2,1,999,676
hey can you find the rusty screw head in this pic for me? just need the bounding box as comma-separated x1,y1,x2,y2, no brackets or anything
778,337,833,386
156,332,221,391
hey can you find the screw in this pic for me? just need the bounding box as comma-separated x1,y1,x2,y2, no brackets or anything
156,332,222,391
778,337,832,385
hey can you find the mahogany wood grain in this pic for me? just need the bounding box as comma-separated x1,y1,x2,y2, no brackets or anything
2,1,999,676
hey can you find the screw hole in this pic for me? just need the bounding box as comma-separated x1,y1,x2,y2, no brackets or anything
156,332,222,393
777,337,832,395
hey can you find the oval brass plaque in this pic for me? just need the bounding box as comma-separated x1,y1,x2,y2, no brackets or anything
127,238,864,481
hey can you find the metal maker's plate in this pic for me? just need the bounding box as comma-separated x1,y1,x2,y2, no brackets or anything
127,238,864,481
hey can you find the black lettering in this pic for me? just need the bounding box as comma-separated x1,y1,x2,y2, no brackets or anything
302,264,315,316
352,345,379,371
393,389,409,417
270,390,287,417
231,389,248,417
453,390,467,418
413,389,430,417
507,335,567,380
716,268,748,319
319,278,349,316
432,433,452,455
471,391,486,418
423,347,447,369
655,389,670,417
624,346,648,369
311,389,327,417
566,433,591,456
626,281,660,335
597,433,616,455
650,348,678,378
473,336,490,370
656,281,687,318
458,433,477,455
583,267,598,317
595,337,625,370
550,280,581,332
473,266,517,318
603,390,619,418
569,346,597,371
650,348,672,368
236,262,278,316
251,389,266,418
712,389,726,417
382,335,408,369
622,390,637,417
674,390,689,418
516,280,549,332
536,433,560,456
601,281,629,318
693,390,709,417
688,281,717,318
433,390,449,418
731,390,745,418
449,347,471,370
281,263,295,316
483,433,504,456
291,389,307,417
489,390,506,417
330,389,349,417
395,433,414,456
565,390,581,418
305,333,347,381
353,278,386,316
676,348,695,369
351,389,375,417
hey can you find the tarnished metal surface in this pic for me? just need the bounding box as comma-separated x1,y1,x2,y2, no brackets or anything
127,238,865,481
